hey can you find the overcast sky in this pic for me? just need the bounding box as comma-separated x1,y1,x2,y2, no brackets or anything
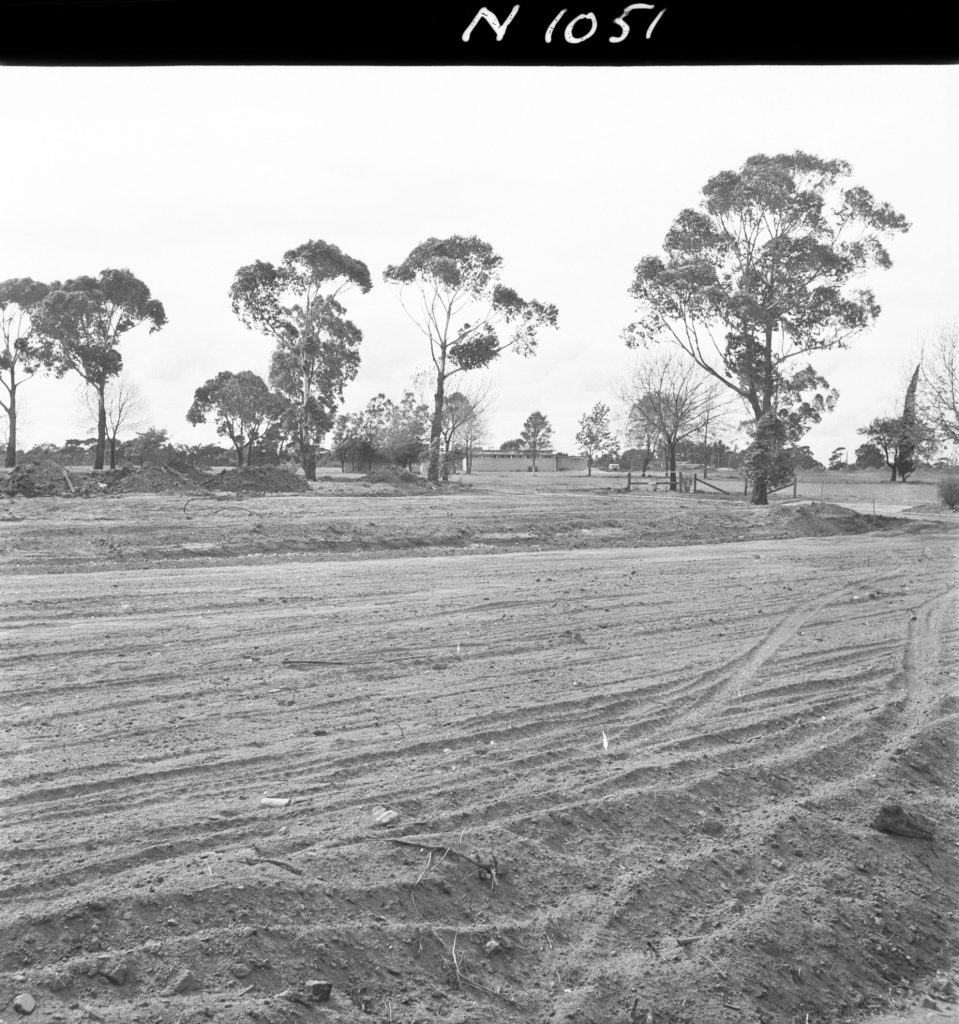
1,65,956,462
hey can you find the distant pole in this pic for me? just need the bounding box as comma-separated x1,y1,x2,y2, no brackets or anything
694,472,698,492
792,477,797,498
626,471,632,492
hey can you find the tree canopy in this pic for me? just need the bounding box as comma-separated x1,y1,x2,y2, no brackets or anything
625,150,909,503
384,235,557,482
230,239,371,480
575,402,614,475
33,269,166,469
187,370,280,468
922,322,959,447
519,411,552,467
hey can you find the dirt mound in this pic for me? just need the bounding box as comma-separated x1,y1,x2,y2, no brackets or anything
108,465,211,493
362,465,427,486
1,459,91,497
205,466,309,493
773,501,896,536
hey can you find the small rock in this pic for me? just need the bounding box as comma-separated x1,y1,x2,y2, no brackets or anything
13,994,36,1016
484,939,502,954
921,996,940,1010
700,819,724,837
46,972,71,992
372,806,400,826
230,963,252,979
305,980,332,1002
771,858,785,870
172,970,202,994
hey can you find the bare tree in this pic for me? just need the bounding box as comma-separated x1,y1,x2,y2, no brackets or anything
922,321,959,447
622,353,726,491
412,370,495,477
80,374,148,469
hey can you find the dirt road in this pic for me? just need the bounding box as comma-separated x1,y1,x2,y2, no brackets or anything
2,518,957,1023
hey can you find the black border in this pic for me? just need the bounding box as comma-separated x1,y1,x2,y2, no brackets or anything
0,1,957,65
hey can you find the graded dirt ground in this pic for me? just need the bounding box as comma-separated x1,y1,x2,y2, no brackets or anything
1,478,957,1024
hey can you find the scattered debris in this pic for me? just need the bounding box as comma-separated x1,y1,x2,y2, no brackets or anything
870,804,936,839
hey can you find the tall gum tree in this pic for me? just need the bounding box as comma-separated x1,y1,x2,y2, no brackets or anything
0,278,51,467
384,235,558,483
625,151,909,504
34,269,166,470
230,240,371,481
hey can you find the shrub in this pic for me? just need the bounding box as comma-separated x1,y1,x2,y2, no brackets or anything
938,479,959,510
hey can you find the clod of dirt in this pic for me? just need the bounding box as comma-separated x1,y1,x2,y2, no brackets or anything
98,958,130,986
305,980,333,1001
170,970,201,994
372,806,400,826
12,993,36,1015
871,803,936,839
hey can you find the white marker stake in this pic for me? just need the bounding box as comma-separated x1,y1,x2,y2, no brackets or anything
602,731,608,752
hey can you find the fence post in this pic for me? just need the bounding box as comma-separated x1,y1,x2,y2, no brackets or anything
679,471,683,492
792,476,797,498
626,471,632,492
744,477,748,496
693,473,698,493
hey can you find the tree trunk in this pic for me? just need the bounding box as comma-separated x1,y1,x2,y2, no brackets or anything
235,446,243,469
109,435,117,470
587,454,592,477
4,376,16,467
301,444,317,482
246,439,255,467
427,373,445,484
890,463,898,482
751,477,769,505
668,443,677,491
93,384,107,470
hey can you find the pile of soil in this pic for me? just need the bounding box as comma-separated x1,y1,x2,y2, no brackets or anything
107,465,210,493
205,467,309,494
772,501,897,536
0,460,99,497
359,465,434,495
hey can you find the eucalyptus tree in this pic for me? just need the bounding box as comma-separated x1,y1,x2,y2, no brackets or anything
34,269,166,470
187,370,281,468
625,151,909,503
230,240,371,481
0,278,52,466
384,235,557,483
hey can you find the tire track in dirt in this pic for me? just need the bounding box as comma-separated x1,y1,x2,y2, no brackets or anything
1,529,957,1024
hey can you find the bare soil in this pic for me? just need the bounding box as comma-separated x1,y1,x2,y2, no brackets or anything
1,479,957,1024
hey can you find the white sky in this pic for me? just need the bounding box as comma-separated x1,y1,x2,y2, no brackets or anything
1,65,956,462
